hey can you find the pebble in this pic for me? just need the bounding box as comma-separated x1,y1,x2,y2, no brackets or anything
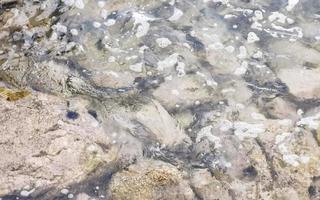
61,188,69,195
93,22,102,28
100,9,108,19
129,63,143,73
247,32,260,43
104,19,116,26
70,29,79,36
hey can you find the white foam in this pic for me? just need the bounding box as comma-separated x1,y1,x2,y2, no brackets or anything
156,38,172,48
247,32,260,43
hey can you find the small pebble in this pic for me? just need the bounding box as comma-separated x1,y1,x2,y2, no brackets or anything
104,19,116,26
70,29,79,36
100,9,108,19
61,188,69,195
93,21,101,28
20,190,30,197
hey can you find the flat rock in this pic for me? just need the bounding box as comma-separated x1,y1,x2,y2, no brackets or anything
0,91,117,197
277,67,320,99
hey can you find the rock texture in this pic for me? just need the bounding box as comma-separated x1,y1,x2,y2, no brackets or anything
108,160,194,200
0,91,117,198
1,0,320,199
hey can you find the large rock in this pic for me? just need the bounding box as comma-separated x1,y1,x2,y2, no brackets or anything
277,67,320,99
153,75,217,109
0,91,117,197
191,169,231,200
107,159,194,200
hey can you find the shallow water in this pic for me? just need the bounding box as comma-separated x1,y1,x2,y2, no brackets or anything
1,0,320,199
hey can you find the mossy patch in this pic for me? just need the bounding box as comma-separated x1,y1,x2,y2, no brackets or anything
0,87,30,101
117,93,147,111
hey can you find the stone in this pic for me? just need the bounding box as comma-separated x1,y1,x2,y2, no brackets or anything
0,92,118,197
76,193,91,200
108,160,194,200
263,97,298,120
191,169,231,200
277,67,320,99
153,75,216,109
1,0,320,199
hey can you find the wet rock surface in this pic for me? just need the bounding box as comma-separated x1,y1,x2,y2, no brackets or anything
0,91,118,199
108,160,194,200
1,0,320,199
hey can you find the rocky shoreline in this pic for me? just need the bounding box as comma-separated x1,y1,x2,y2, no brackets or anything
1,0,320,199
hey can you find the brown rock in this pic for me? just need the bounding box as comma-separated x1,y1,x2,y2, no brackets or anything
108,160,194,200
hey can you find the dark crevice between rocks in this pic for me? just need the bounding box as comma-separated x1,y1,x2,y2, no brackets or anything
36,166,117,200
308,176,320,200
180,100,227,142
0,0,21,11
134,75,165,93
44,1,68,39
142,135,221,174
255,138,278,189
311,129,320,147
185,33,205,52
284,94,320,113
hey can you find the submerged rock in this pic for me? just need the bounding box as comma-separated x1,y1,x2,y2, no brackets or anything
277,67,320,99
191,169,231,200
108,159,194,200
1,0,320,199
